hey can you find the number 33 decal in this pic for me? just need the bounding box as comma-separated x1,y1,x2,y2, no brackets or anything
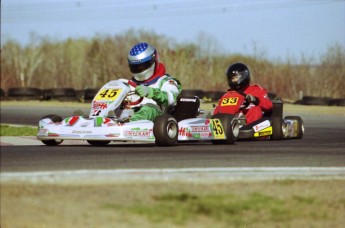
221,97,239,106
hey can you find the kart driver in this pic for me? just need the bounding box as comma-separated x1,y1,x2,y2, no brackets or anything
213,62,273,124
123,42,182,121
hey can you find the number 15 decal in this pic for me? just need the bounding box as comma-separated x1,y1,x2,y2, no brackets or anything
211,119,225,139
221,97,239,106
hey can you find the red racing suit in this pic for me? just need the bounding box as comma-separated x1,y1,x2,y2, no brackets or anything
213,84,273,125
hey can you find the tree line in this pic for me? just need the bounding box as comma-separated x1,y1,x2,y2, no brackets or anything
1,30,344,100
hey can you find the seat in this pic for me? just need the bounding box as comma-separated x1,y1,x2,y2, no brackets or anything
168,96,201,122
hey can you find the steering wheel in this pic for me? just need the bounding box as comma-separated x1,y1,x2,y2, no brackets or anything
123,79,144,106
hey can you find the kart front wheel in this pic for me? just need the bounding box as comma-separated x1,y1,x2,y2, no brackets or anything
153,114,178,146
211,114,239,145
284,116,304,139
40,114,64,146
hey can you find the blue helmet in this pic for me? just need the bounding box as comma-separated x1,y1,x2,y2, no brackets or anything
128,42,158,81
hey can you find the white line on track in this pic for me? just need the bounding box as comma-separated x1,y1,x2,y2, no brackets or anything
1,167,345,184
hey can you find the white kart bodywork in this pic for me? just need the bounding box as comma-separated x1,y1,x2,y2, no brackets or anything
37,80,235,145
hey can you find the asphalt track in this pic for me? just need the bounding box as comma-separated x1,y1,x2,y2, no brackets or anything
1,104,345,180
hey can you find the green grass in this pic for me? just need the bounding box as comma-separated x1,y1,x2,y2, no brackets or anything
0,124,37,136
2,180,345,228
103,191,324,226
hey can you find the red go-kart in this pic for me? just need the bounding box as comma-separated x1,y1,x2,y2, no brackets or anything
212,91,304,140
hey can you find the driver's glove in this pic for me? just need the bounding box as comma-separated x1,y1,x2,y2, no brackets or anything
135,85,154,98
246,94,259,105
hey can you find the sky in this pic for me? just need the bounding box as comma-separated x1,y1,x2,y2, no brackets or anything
1,0,345,63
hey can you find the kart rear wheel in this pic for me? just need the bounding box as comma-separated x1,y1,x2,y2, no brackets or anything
271,117,284,140
87,140,111,146
211,114,238,145
284,116,304,139
153,114,178,146
40,114,64,146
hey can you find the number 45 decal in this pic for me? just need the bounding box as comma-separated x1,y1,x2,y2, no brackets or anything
211,119,226,139
95,89,122,101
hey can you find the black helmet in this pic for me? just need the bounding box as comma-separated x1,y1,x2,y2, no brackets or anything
226,63,251,91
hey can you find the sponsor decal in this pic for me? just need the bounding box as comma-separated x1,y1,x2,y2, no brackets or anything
254,126,272,137
192,132,212,139
180,98,197,102
179,127,192,137
72,130,92,134
93,101,108,110
124,130,152,137
191,125,210,132
201,132,212,138
253,120,271,132
258,131,271,136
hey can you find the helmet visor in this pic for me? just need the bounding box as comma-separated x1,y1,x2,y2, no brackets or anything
129,57,155,74
230,72,242,83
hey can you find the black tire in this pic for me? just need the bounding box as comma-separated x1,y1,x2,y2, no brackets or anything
50,88,79,101
40,114,64,146
42,89,52,100
211,113,238,145
87,140,111,146
153,114,178,146
329,98,345,107
7,87,42,100
0,88,5,98
271,117,284,140
284,116,304,139
84,88,99,101
300,96,331,106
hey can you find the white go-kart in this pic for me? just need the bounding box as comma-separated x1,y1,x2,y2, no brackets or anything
37,80,239,146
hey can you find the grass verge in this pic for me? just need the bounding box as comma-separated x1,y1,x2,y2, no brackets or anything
0,124,37,136
1,180,344,228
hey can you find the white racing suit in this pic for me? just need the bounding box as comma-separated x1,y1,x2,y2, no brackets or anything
121,63,181,121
